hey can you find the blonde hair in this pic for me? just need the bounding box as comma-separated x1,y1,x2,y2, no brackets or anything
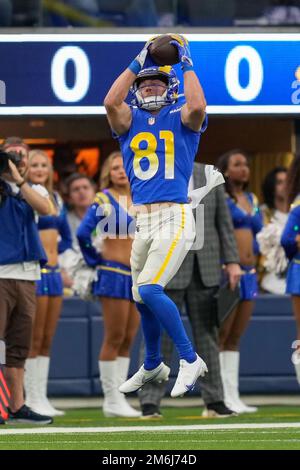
99,151,122,190
27,149,54,196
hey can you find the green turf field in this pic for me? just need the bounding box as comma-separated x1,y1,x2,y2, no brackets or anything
1,406,300,450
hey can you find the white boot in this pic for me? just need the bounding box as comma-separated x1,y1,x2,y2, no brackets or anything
292,350,300,385
220,351,257,414
37,356,65,417
99,360,141,418
116,356,142,417
24,358,40,410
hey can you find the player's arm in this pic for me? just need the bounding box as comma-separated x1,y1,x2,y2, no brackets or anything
104,38,157,136
181,71,206,132
170,35,206,132
104,70,134,136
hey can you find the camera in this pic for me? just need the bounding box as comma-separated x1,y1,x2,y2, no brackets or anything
0,151,23,176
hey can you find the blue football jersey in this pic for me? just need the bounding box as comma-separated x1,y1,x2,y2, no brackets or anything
118,102,207,205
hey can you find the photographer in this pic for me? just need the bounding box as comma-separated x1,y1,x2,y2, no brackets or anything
0,137,53,424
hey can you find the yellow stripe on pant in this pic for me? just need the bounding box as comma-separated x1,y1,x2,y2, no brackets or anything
151,205,186,284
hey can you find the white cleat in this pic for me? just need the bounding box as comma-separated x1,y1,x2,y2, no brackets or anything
171,354,208,398
119,362,170,394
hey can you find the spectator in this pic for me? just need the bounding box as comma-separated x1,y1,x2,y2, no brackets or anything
0,0,12,26
261,0,300,25
64,173,96,252
96,0,158,26
11,0,42,26
156,0,175,26
258,167,289,294
281,155,300,388
77,151,140,418
217,149,263,414
0,137,52,424
181,0,235,26
24,150,73,418
138,162,241,418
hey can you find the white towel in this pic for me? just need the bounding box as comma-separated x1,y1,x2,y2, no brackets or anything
188,165,225,209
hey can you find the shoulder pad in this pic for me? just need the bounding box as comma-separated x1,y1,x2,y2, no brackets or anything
291,198,300,211
94,191,110,206
251,193,259,207
93,192,112,217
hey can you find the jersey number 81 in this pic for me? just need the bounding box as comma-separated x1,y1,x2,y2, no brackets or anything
130,131,174,181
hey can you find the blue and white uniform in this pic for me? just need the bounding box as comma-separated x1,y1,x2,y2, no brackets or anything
226,192,263,300
281,196,300,295
36,194,72,296
77,189,135,301
118,101,207,302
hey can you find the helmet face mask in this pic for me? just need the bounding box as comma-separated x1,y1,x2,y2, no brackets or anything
131,66,179,110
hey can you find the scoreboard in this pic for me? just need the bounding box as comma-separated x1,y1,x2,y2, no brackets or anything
0,33,299,115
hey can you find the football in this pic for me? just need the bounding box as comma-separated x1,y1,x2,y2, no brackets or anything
149,34,180,66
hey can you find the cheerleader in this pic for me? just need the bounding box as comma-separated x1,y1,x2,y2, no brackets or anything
281,155,300,388
25,150,72,417
217,149,263,414
77,151,141,418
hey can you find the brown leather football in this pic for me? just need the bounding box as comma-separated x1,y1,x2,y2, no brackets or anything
149,34,179,66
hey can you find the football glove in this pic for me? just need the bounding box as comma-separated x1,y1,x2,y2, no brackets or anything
129,36,158,75
169,34,193,72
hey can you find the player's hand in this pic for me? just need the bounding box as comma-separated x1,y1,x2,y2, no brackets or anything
296,234,300,251
129,36,158,75
170,34,193,71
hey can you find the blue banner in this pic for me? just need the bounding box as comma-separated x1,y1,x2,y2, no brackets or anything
0,33,299,115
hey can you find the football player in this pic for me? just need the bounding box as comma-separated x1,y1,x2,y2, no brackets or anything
104,34,208,397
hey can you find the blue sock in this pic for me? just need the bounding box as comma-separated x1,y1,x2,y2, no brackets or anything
136,302,162,370
138,284,197,363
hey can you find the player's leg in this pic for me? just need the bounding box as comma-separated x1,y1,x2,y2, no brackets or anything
138,289,185,417
119,224,170,394
137,205,208,396
131,235,162,370
138,205,196,361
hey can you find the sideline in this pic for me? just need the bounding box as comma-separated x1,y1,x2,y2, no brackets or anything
1,422,300,436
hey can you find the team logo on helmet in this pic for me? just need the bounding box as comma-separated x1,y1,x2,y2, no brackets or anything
131,66,179,111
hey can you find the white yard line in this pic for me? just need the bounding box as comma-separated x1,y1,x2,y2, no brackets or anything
1,422,300,436
1,439,300,445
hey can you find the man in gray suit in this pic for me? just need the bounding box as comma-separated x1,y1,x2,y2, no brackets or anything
138,162,241,418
